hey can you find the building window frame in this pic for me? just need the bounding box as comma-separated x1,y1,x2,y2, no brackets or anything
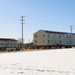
43,40,45,43
48,34,50,38
48,40,50,44
35,35,37,37
35,40,37,43
43,34,45,37
59,40,61,44
59,35,61,39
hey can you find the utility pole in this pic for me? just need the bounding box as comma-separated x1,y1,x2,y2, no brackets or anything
28,39,30,48
70,25,73,33
20,16,25,51
70,25,73,47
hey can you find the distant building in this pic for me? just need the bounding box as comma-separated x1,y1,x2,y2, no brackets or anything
33,30,75,48
24,42,33,49
0,38,17,50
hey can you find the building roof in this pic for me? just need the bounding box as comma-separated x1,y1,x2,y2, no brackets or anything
42,30,75,35
0,38,17,41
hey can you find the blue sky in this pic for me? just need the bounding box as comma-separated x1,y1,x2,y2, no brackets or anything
0,0,75,43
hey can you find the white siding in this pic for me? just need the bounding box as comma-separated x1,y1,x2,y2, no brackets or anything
0,39,17,48
33,30,75,46
33,30,48,45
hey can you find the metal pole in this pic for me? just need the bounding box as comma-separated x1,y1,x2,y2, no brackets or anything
70,25,73,47
21,16,25,51
70,25,73,33
29,39,30,48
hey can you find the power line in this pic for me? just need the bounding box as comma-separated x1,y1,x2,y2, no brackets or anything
0,15,74,28
20,16,25,51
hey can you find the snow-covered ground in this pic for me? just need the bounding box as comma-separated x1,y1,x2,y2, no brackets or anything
0,48,75,75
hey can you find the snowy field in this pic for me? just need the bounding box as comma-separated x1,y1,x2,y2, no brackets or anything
0,48,75,75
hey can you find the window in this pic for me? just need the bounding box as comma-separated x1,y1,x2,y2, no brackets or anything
59,35,61,39
35,35,37,37
48,34,50,38
1,44,3,46
59,40,61,44
54,35,55,39
67,41,68,44
43,34,45,37
10,44,12,45
70,41,71,44
52,40,53,43
35,40,37,43
48,40,50,44
70,36,71,38
67,35,68,39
